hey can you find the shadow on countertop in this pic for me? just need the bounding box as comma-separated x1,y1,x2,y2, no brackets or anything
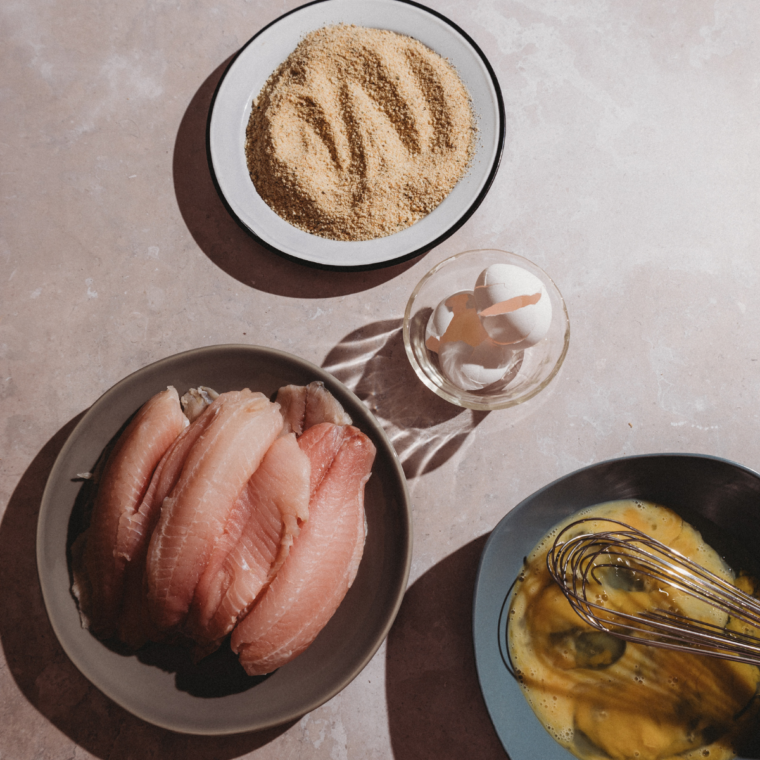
0,414,291,759
173,58,420,299
385,535,508,759
323,319,489,479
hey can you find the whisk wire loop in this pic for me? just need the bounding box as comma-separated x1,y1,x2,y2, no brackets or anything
547,518,760,666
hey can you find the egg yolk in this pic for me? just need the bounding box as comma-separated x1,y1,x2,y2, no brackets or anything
507,500,760,760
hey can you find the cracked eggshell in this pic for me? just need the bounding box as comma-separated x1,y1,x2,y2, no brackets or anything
438,338,514,391
425,291,483,353
425,296,457,351
474,264,552,348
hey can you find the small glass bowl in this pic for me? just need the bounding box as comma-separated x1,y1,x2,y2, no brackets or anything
403,249,570,410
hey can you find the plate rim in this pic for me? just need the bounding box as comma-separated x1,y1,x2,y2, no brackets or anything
472,452,760,760
36,343,413,734
205,0,506,271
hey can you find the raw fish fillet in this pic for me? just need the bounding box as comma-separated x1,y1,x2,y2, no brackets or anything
231,423,375,675
298,421,350,495
117,396,226,648
180,386,219,422
145,390,283,632
187,432,311,646
276,381,352,436
73,386,187,638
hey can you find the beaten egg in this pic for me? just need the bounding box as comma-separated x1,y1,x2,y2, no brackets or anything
507,500,760,760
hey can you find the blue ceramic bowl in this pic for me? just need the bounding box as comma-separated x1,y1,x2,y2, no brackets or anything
473,453,760,760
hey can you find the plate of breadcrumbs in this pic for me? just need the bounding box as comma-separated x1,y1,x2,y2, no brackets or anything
208,0,505,270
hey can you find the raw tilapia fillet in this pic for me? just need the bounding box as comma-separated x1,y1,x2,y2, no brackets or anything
145,390,283,632
72,386,188,638
117,396,229,648
231,422,375,676
276,381,352,435
180,386,219,422
187,432,311,646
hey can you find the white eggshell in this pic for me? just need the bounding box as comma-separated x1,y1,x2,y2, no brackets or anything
438,338,514,391
425,290,471,348
510,294,552,349
474,264,552,347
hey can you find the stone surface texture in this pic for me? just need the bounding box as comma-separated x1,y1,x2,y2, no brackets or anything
2,0,759,758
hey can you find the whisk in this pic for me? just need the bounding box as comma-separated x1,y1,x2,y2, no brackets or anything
547,518,760,666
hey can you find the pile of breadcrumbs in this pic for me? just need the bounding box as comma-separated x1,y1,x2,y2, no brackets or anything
245,24,476,242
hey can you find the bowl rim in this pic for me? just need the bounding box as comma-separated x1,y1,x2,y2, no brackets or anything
35,343,413,734
205,0,507,271
486,451,760,521
402,248,571,410
472,451,760,760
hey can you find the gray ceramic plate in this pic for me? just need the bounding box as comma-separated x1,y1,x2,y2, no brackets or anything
473,453,760,760
208,0,505,269
37,345,412,734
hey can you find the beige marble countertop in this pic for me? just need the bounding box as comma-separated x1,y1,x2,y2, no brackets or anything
2,0,760,757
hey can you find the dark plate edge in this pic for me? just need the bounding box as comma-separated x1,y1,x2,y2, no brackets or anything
36,344,413,734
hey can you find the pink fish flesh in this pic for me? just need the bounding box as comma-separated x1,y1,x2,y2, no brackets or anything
74,386,187,638
187,432,311,647
145,390,283,632
276,382,352,436
117,395,229,648
231,422,374,675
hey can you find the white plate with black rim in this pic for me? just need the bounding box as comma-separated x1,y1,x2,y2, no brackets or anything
207,0,505,270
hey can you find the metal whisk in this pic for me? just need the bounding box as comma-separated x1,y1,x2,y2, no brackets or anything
547,518,760,666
